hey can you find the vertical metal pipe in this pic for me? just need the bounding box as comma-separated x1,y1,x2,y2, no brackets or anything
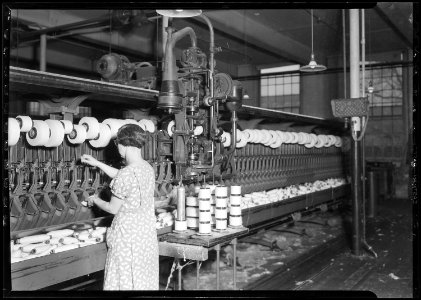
342,9,347,98
162,16,169,71
40,34,47,71
361,8,367,222
350,9,362,256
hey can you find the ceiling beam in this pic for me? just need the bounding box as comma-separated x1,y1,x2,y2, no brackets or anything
180,17,298,64
374,6,412,48
198,10,323,65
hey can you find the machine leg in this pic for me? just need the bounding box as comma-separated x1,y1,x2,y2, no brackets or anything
215,243,221,290
232,238,237,290
178,259,182,290
196,260,200,290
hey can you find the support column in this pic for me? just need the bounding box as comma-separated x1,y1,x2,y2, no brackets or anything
349,9,362,256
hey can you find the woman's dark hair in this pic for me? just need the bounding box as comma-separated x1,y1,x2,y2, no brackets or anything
115,124,146,149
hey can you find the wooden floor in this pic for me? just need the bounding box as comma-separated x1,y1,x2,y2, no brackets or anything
248,197,416,298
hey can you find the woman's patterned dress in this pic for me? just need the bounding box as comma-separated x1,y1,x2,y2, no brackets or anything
103,160,159,290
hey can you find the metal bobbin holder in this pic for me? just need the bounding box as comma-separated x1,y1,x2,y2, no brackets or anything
174,180,187,232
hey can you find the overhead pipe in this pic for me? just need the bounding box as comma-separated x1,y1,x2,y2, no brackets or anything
349,9,362,256
198,14,218,138
162,16,169,70
15,10,160,46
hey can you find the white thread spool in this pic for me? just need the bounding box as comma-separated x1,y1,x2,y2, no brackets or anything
229,195,242,206
215,207,227,219
187,217,199,229
229,205,242,216
230,185,241,196
174,220,187,231
167,120,175,137
215,218,227,230
186,206,199,217
229,215,242,227
193,125,203,136
335,136,342,147
215,185,228,198
79,117,100,140
60,120,74,134
199,199,211,211
8,118,20,146
44,119,65,147
222,131,231,148
198,187,211,199
186,196,198,207
26,120,50,146
327,135,336,147
215,197,228,207
89,123,112,148
291,132,299,144
67,124,87,144
199,221,211,235
315,135,324,148
16,115,32,132
102,118,122,139
199,210,211,222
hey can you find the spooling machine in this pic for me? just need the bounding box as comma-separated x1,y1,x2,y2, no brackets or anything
7,13,350,290
156,20,244,186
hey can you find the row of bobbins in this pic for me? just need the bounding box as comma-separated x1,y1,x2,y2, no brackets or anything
184,185,241,235
7,116,156,148
223,128,344,149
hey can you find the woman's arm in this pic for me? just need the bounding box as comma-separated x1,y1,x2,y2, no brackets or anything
94,161,119,179
91,195,123,215
81,154,119,178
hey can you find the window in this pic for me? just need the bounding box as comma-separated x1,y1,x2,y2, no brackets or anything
365,65,403,117
260,65,300,113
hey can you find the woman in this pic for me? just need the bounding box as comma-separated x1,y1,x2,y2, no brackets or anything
81,124,159,290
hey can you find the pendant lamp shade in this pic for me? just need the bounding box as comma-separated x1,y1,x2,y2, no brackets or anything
300,10,327,72
156,10,202,18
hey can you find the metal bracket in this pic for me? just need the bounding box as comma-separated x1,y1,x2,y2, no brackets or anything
38,94,90,121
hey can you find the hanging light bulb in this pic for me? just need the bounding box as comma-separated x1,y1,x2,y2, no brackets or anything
367,80,374,94
300,9,327,72
156,9,202,18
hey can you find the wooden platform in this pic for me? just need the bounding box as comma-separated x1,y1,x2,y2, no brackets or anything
159,226,249,248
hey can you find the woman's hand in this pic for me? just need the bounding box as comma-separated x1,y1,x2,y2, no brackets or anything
82,194,98,207
81,154,99,167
